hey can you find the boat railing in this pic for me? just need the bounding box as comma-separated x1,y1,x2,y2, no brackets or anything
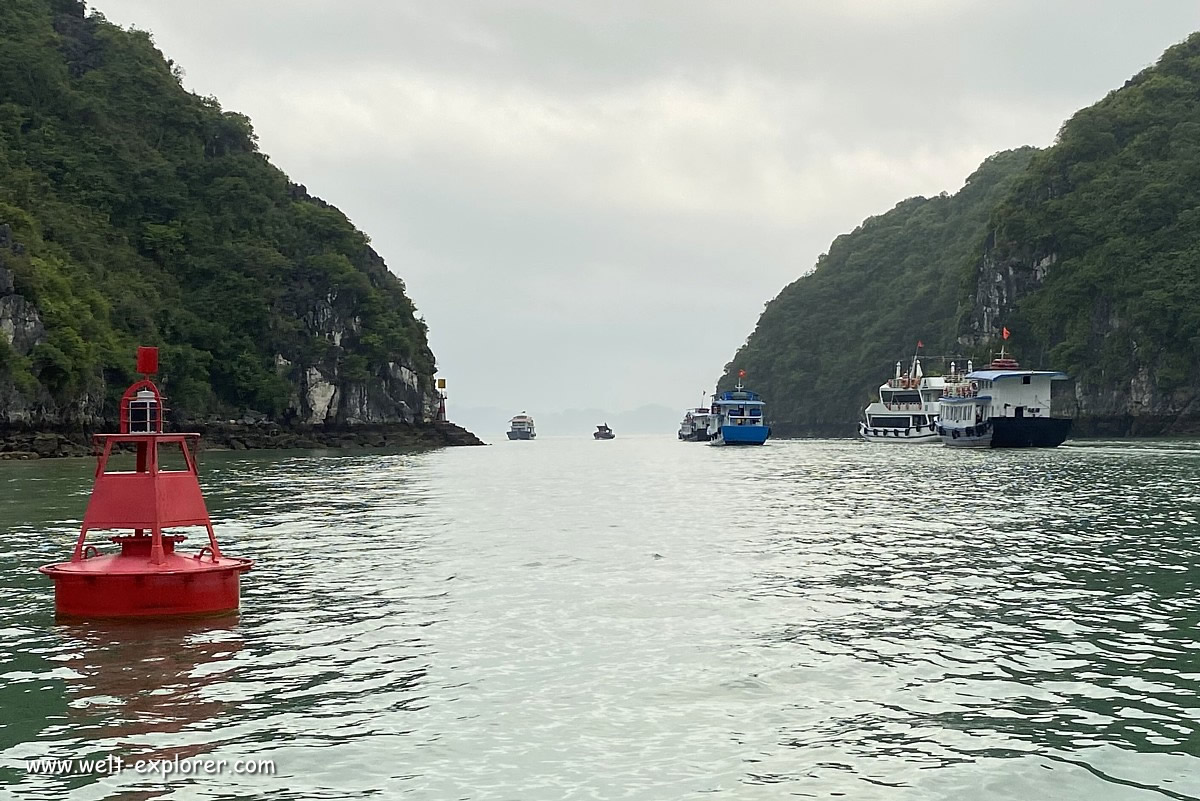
883,402,923,411
941,382,979,399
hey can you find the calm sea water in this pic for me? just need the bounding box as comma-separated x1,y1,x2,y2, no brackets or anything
1,436,1198,800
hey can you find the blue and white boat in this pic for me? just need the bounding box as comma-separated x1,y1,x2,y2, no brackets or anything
706,381,770,446
936,353,1071,448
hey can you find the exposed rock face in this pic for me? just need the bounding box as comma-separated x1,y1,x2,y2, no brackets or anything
0,225,46,358
961,234,1057,345
0,229,50,425
964,228,1197,436
0,292,46,356
286,351,431,427
301,366,339,425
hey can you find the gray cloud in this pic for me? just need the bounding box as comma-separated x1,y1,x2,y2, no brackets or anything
94,0,1200,417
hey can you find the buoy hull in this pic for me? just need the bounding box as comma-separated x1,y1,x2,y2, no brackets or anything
40,558,252,619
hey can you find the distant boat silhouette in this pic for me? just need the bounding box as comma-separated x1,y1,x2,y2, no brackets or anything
593,423,614,440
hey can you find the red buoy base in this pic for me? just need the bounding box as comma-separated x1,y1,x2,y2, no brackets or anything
39,547,252,619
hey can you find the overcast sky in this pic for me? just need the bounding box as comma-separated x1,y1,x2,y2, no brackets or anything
94,1,1200,417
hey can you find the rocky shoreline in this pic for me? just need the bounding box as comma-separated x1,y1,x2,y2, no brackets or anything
0,421,485,460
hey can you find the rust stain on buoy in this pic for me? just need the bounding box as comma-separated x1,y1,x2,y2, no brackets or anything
39,347,252,619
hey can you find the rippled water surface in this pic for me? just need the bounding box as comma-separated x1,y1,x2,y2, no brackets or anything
1,437,1199,799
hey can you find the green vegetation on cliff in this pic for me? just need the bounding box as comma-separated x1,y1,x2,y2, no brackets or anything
0,0,434,423
976,33,1200,419
726,32,1200,435
720,148,1036,433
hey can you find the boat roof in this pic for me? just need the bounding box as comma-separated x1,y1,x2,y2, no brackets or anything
967,370,1068,381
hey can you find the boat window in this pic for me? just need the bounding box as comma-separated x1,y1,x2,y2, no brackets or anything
868,416,909,428
1023,376,1031,385
890,392,920,404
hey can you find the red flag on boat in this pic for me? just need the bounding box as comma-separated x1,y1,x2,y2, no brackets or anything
917,340,923,348
1002,327,1011,340
738,369,746,378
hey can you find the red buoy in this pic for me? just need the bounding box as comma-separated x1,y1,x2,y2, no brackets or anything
39,348,252,618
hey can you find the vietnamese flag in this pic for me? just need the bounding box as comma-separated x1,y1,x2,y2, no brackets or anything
1002,327,1011,340
738,369,746,378
917,340,924,348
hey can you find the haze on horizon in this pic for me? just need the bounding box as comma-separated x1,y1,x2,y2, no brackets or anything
93,0,1200,421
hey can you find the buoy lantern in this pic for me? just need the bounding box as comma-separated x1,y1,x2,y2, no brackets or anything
39,347,252,618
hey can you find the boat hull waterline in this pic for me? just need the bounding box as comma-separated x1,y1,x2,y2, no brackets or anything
711,424,771,446
939,417,1070,449
859,423,940,444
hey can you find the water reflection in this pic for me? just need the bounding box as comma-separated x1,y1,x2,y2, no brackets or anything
54,619,244,744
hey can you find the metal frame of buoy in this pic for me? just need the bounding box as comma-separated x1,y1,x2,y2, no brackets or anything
39,347,252,619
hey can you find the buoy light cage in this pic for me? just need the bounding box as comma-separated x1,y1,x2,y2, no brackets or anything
38,346,253,619
122,346,163,434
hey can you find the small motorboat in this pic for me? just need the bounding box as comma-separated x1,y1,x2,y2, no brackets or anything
593,424,615,440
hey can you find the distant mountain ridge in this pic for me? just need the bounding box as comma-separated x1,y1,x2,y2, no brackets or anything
722,32,1200,437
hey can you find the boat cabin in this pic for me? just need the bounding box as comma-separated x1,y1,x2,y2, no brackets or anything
941,368,1066,421
711,388,765,426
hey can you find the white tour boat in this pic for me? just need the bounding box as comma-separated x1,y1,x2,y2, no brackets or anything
859,355,944,443
507,413,536,440
677,407,712,442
